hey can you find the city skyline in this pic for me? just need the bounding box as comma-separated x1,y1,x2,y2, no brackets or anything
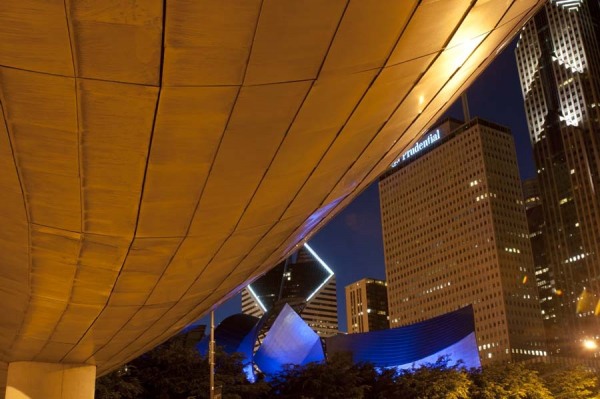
312,38,546,332
211,36,541,332
312,39,543,333
0,2,558,396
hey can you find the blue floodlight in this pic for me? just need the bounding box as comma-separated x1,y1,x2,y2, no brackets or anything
254,303,325,375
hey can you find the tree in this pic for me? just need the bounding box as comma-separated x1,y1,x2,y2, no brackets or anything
537,364,600,399
470,362,553,399
268,353,370,399
209,349,270,399
95,366,144,399
355,362,398,399
393,357,471,399
131,335,205,399
96,335,268,399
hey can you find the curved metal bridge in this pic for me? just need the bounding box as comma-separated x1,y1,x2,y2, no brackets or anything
0,0,543,396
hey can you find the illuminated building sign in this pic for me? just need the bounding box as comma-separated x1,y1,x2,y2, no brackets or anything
391,129,441,168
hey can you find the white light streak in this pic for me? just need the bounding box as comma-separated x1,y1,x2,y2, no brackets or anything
304,243,335,301
247,284,267,312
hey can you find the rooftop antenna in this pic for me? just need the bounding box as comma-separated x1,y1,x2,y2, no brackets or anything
461,92,471,122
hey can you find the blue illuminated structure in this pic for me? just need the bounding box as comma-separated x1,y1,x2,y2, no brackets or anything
254,304,325,375
203,304,478,381
198,313,258,359
325,306,480,370
197,313,260,382
198,306,325,379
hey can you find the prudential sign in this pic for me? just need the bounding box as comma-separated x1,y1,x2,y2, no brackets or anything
391,129,441,168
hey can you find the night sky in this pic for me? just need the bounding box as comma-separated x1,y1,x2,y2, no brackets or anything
207,38,538,332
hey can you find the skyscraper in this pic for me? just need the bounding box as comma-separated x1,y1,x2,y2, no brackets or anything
345,278,389,334
515,0,600,355
241,244,338,337
380,118,546,364
523,178,557,349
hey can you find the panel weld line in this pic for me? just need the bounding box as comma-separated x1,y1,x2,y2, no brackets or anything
84,0,266,366
196,0,483,314
61,0,169,363
94,0,538,370
31,0,88,362
0,94,33,357
99,0,424,363
166,0,352,319
281,0,531,263
251,0,482,265
98,0,405,364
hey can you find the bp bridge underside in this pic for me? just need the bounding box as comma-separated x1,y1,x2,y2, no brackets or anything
0,1,543,396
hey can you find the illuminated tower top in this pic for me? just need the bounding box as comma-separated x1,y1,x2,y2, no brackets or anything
516,0,600,143
242,244,338,337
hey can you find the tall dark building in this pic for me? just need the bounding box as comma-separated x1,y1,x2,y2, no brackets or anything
345,278,389,334
241,244,338,337
516,0,600,355
380,118,546,364
523,178,556,347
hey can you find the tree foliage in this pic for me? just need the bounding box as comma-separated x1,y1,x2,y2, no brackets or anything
266,355,473,399
94,367,144,399
393,357,471,399
96,335,268,399
535,364,600,399
470,362,553,399
97,337,600,399
267,353,370,399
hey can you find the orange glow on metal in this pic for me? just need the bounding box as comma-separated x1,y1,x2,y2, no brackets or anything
0,0,547,375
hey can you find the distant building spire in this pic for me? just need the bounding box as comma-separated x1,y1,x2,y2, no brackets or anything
461,92,470,122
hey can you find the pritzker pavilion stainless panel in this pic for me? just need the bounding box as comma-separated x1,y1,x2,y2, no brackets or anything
0,0,543,389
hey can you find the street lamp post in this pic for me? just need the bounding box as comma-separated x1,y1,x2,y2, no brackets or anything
209,310,215,399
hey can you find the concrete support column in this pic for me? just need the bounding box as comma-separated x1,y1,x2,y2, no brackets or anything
6,362,95,399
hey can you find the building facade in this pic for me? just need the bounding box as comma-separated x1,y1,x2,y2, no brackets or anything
345,278,389,334
523,178,557,348
380,118,546,364
241,244,338,337
515,0,600,355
